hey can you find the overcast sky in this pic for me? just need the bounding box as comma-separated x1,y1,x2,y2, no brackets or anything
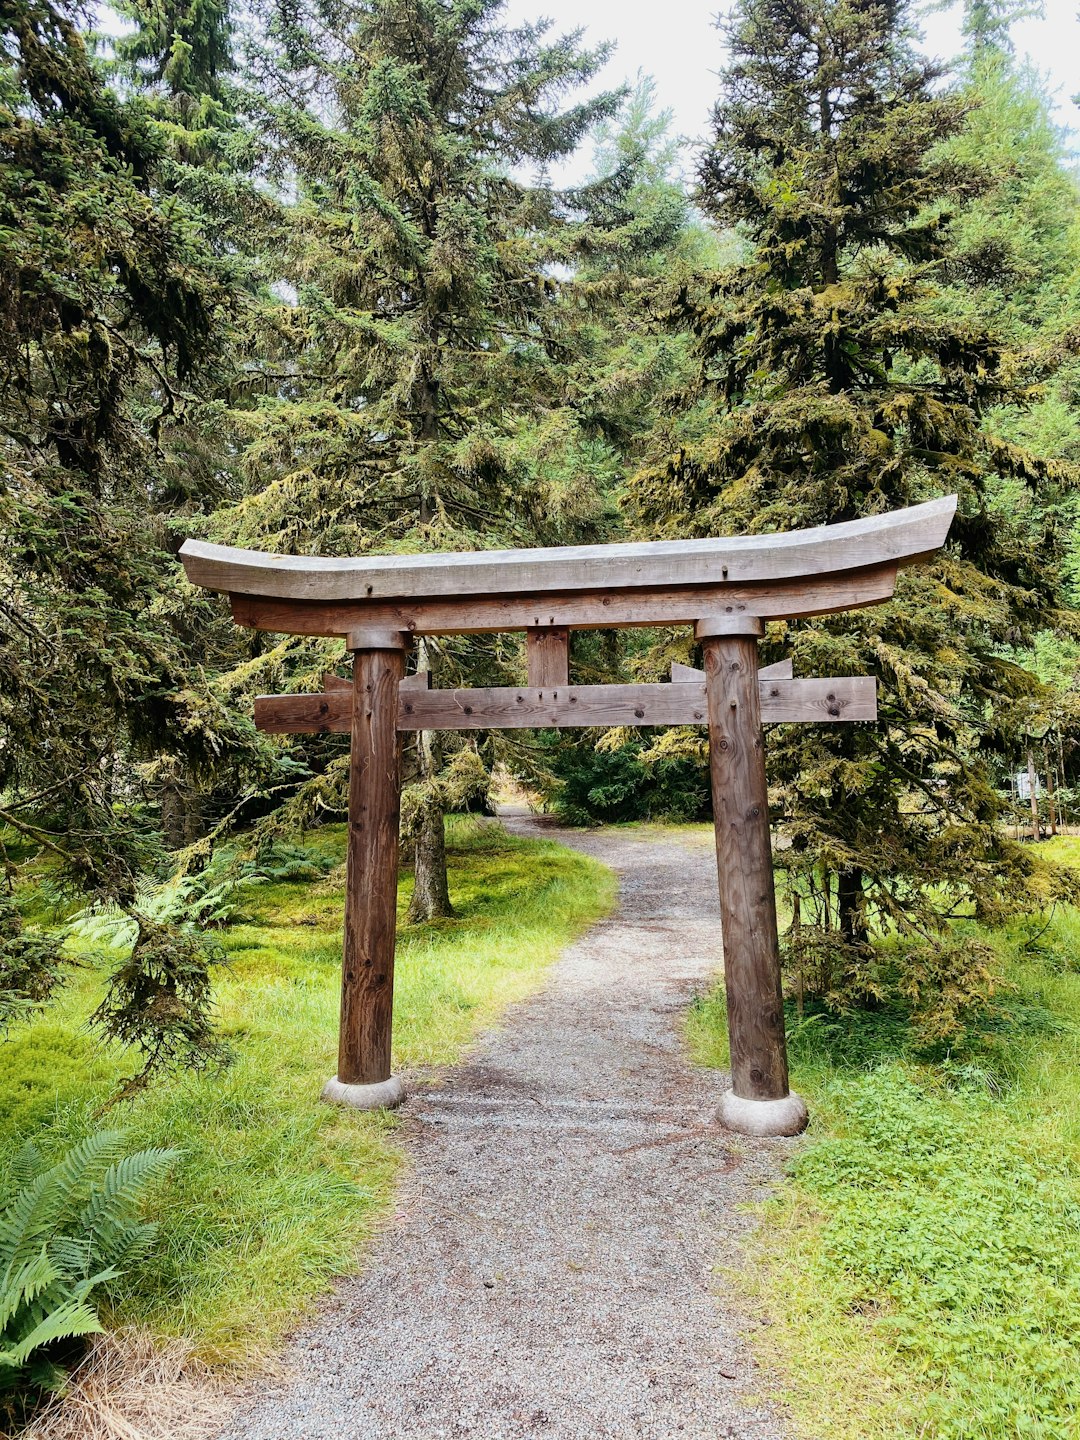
500,0,1079,183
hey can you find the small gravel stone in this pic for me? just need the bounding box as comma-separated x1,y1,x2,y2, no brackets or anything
216,816,795,1440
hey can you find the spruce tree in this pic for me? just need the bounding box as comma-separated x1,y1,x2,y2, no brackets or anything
937,16,1080,821
213,0,622,916
0,0,245,1083
630,0,1079,1013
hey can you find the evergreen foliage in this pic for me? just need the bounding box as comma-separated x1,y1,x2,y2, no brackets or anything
0,0,245,1074
208,0,626,914
3,0,1080,1073
630,0,1080,1000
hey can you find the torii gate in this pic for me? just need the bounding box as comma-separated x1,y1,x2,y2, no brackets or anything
180,495,955,1137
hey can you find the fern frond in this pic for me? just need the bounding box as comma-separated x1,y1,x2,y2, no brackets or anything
0,1132,125,1272
77,1148,178,1270
0,1250,59,1333
0,1135,176,1392
0,1296,103,1371
8,1144,44,1190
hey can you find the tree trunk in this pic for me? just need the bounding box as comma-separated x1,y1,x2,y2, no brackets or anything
160,759,205,853
837,866,868,947
407,639,453,922
408,786,452,923
1045,747,1058,835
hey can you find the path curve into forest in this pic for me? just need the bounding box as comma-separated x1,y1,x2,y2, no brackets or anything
218,816,794,1440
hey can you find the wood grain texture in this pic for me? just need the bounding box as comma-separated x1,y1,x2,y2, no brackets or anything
337,646,405,1086
323,670,429,692
703,632,791,1103
229,562,900,637
254,676,876,733
671,658,793,682
526,627,569,688
180,496,955,602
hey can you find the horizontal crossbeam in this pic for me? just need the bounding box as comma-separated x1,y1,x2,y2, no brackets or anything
254,676,876,734
230,563,901,637
671,658,793,682
182,497,955,605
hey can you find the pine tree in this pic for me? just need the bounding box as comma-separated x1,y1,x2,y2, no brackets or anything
105,0,286,853
630,0,1079,1011
213,0,623,916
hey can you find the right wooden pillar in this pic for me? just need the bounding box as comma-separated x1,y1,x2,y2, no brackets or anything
698,615,808,1137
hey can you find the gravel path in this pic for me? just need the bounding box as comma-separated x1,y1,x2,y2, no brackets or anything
218,817,795,1440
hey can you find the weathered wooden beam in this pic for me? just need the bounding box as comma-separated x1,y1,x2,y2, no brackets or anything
671,658,793,682
230,563,900,638
181,496,955,603
322,638,407,1111
701,615,807,1136
322,670,429,692
526,627,569,688
254,676,876,734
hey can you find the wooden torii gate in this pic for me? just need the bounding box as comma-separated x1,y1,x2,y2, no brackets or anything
181,495,955,1136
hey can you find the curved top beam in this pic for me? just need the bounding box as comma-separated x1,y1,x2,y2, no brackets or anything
179,496,956,605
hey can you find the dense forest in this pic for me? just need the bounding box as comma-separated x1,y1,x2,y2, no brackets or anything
2,0,1080,1428
4,0,1078,1074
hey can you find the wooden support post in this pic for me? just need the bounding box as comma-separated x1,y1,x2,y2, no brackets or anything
697,615,807,1137
526,627,570,688
322,628,409,1111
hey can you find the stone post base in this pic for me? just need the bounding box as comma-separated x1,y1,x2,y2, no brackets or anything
719,1089,808,1137
322,1075,405,1111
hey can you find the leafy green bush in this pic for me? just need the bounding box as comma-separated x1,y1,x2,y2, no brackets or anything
0,1133,177,1412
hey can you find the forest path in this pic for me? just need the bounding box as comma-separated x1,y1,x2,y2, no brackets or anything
218,816,793,1440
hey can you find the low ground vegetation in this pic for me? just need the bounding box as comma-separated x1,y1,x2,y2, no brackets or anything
690,834,1080,1440
0,819,613,1421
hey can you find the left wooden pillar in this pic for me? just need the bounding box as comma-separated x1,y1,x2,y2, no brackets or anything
322,628,409,1111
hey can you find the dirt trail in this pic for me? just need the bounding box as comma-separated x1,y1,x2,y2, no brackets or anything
218,817,794,1440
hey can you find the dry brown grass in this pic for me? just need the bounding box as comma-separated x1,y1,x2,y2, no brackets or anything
16,1331,226,1440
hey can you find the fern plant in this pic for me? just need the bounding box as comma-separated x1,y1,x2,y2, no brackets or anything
69,872,247,951
0,1132,177,1402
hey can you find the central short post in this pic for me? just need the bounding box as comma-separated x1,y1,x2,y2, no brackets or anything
322,628,409,1111
697,615,808,1137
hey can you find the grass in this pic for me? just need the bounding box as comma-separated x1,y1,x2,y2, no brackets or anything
0,816,614,1366
688,842,1080,1440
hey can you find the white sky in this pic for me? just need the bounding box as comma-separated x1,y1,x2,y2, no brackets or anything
501,0,1079,183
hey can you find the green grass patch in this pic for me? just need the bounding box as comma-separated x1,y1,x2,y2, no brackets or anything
0,817,614,1366
688,851,1080,1440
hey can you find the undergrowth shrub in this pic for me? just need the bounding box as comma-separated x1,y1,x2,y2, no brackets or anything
0,893,69,1028
782,928,1006,1044
0,1133,177,1419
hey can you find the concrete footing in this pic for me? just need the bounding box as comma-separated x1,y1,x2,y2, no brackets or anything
718,1089,808,1137
322,1075,405,1111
